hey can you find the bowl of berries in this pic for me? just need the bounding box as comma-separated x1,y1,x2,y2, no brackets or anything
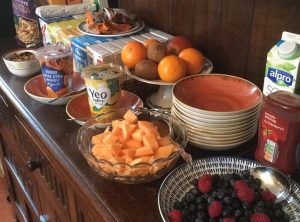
158,156,300,222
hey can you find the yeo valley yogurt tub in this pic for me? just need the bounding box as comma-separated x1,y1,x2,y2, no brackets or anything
82,64,124,116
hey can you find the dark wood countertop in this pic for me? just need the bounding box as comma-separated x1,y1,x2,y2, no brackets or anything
1,38,299,222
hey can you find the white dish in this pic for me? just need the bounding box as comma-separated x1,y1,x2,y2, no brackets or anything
2,49,40,77
77,20,145,37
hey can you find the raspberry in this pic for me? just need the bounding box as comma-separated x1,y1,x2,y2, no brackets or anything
208,200,223,218
237,187,255,203
261,189,276,203
223,218,236,222
168,209,183,222
250,212,270,222
234,180,248,190
198,174,212,193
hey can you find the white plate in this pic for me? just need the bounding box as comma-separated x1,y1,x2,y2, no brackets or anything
77,20,145,37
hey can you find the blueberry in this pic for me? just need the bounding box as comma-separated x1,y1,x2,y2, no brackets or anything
195,218,205,222
242,202,251,210
182,208,189,216
239,217,249,222
207,196,215,204
254,205,265,213
273,203,282,210
223,196,233,205
197,203,206,211
241,170,250,178
209,218,218,222
174,201,183,210
234,209,243,218
186,192,196,202
191,187,200,196
256,200,265,207
187,214,196,221
188,203,197,213
232,199,241,209
222,206,233,217
274,209,284,218
191,178,199,187
196,211,206,219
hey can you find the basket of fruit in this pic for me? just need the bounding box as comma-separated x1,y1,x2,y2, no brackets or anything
77,108,188,184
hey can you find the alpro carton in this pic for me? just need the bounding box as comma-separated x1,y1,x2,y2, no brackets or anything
263,32,300,96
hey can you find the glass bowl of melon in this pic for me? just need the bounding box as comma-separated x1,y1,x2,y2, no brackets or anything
77,107,188,184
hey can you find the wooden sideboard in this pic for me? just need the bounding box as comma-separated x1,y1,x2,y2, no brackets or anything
0,36,300,222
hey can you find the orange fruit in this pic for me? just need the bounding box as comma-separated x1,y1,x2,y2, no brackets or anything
143,39,160,49
178,48,205,75
121,41,147,68
158,55,186,82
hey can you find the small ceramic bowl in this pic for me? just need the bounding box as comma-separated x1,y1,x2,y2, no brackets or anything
24,74,82,105
66,90,144,125
2,49,40,77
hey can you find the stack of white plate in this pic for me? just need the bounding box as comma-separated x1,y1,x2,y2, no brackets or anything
172,74,263,150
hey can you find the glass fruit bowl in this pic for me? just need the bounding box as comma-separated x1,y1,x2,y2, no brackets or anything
77,107,188,184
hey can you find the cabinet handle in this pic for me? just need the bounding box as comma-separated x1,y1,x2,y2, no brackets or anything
26,160,41,172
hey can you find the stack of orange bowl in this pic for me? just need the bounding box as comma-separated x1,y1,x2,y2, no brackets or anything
171,74,263,150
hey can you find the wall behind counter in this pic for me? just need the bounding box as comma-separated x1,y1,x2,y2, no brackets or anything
119,0,300,89
0,0,15,38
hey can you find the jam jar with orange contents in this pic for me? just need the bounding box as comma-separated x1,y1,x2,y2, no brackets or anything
255,91,300,174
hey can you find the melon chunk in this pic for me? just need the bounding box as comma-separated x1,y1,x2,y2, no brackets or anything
121,122,137,140
138,121,159,137
123,109,138,123
131,128,145,142
92,132,108,144
143,134,159,150
120,148,136,159
158,136,172,146
103,134,118,144
94,148,113,160
135,146,154,157
126,139,143,149
108,143,122,156
155,144,175,159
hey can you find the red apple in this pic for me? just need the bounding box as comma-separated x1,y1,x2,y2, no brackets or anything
167,36,193,55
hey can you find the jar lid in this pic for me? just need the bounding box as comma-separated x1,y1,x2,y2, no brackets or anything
36,45,72,60
267,91,300,108
278,41,298,59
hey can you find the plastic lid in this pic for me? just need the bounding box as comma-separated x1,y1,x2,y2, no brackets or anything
278,41,298,59
36,45,72,60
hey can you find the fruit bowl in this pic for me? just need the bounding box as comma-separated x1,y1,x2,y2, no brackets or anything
77,107,188,184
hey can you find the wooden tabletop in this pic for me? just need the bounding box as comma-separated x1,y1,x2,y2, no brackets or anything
1,38,299,222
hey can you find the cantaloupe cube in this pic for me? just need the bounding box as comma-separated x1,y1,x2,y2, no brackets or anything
92,132,108,144
108,143,122,156
124,156,134,164
155,144,175,159
158,136,172,146
138,121,159,136
131,129,145,142
143,134,159,150
92,143,108,151
126,139,143,149
121,122,137,140
120,148,136,159
103,133,118,144
112,119,121,129
135,146,154,157
92,144,105,156
112,127,122,136
130,156,151,166
108,156,125,164
94,148,113,160
123,109,138,123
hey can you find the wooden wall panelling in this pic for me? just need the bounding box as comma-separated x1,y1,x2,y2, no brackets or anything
215,0,255,76
291,0,300,34
192,0,222,67
245,0,295,88
170,0,195,37
148,0,171,31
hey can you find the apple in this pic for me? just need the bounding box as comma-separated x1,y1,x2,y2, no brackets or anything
166,36,193,55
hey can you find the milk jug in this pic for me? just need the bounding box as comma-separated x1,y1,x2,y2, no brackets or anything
263,32,300,96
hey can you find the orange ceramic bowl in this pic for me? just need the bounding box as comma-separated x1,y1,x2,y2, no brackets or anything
66,90,144,125
172,74,263,115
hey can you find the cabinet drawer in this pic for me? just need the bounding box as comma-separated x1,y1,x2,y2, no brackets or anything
13,114,71,221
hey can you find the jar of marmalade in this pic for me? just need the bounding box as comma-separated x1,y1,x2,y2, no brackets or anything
255,91,300,174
